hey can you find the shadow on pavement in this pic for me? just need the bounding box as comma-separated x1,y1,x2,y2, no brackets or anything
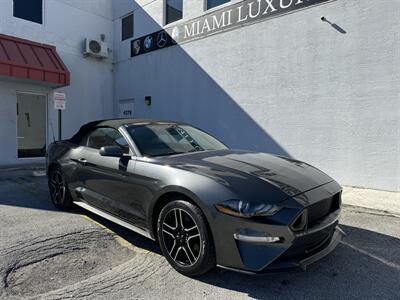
0,175,58,212
79,208,161,255
195,224,400,299
1,175,399,298
85,211,400,299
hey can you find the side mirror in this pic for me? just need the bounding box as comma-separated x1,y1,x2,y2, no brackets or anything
99,146,123,157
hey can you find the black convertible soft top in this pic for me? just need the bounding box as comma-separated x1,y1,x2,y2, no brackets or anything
68,118,181,144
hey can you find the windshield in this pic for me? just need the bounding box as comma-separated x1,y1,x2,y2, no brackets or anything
126,124,227,157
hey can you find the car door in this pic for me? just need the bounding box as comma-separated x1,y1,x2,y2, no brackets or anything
77,127,144,225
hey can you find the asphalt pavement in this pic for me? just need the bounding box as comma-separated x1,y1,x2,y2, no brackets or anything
0,168,399,299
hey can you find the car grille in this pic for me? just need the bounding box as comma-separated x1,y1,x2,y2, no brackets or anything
308,192,341,227
290,192,341,232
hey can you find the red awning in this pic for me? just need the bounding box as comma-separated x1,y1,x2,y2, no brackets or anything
0,34,70,88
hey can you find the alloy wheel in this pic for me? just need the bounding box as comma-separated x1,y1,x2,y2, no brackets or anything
161,208,202,267
49,170,66,205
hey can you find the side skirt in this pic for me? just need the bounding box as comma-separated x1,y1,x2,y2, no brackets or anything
73,201,155,241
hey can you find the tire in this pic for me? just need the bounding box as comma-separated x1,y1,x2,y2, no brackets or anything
48,166,73,210
157,200,216,277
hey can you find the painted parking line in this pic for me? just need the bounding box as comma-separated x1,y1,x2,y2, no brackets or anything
80,215,161,257
340,240,400,271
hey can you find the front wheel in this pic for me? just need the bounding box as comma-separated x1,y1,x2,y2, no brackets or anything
48,166,73,210
157,200,216,277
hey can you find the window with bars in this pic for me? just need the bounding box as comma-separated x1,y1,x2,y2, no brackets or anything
122,13,134,41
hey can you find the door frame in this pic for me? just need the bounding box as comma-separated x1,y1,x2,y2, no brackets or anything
15,91,49,160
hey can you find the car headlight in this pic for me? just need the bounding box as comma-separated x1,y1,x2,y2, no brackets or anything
215,200,281,218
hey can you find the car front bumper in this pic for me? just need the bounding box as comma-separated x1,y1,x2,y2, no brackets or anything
210,181,344,273
217,225,344,274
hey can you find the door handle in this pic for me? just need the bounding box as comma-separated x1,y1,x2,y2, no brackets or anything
78,158,87,166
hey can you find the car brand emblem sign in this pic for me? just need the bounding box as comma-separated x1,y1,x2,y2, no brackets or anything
144,35,153,51
157,31,168,48
132,0,331,57
171,27,180,43
133,40,141,55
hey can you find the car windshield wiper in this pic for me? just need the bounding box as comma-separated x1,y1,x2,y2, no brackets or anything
187,148,203,153
152,148,207,157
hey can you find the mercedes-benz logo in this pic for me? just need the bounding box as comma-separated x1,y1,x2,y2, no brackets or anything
157,31,168,48
144,35,153,50
133,40,141,55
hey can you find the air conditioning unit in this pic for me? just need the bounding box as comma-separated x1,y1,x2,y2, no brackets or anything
83,38,108,59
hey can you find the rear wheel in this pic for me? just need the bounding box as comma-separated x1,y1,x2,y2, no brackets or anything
157,200,216,277
48,166,72,210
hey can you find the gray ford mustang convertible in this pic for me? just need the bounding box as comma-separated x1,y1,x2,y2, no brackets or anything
47,118,344,276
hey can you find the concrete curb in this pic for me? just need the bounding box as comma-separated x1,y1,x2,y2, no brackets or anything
342,186,400,216
0,164,45,172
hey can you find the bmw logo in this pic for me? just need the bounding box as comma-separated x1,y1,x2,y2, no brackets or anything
144,35,153,50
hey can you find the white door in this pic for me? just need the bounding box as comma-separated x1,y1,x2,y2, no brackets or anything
118,99,134,118
17,93,47,158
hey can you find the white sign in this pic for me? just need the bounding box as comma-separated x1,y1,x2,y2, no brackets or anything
118,99,134,118
53,92,66,110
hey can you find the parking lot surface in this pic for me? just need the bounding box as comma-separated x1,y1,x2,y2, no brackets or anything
0,169,399,299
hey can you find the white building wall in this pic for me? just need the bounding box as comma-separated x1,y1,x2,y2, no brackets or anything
0,0,114,166
113,0,400,191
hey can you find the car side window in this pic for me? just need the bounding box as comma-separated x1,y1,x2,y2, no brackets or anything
79,134,89,147
84,128,130,154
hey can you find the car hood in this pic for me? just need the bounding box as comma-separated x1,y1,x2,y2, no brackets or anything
158,150,334,203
